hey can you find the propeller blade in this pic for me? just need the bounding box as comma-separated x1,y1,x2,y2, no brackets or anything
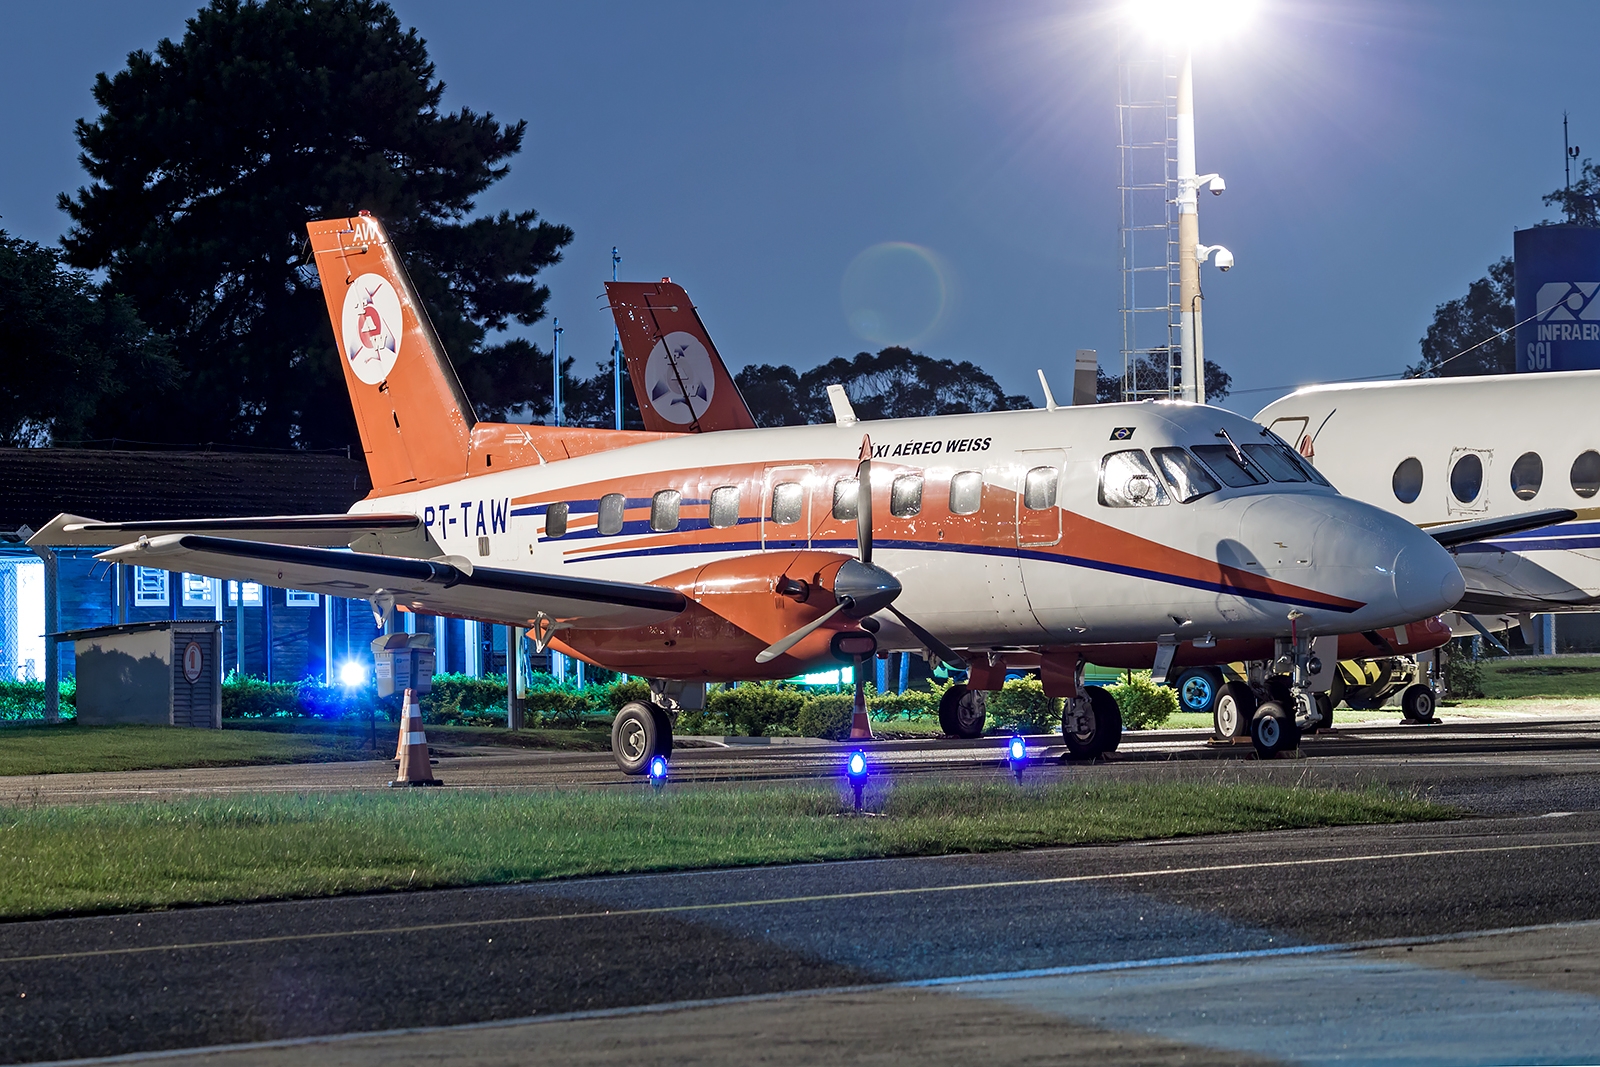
886,605,968,670
857,435,873,566
755,601,848,664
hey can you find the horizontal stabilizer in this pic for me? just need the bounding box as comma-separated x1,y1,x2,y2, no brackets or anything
96,534,685,629
1426,508,1578,549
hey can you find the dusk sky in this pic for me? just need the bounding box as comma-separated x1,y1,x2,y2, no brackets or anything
2,1,1596,414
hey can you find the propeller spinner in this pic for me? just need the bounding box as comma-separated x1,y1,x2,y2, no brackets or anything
755,435,967,669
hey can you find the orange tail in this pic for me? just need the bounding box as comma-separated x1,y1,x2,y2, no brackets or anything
606,280,757,433
307,213,475,489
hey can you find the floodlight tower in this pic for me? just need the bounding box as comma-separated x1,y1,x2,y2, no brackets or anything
612,247,623,430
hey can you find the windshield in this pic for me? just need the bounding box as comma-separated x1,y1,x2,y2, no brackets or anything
1099,449,1170,507
1191,444,1268,488
1151,447,1221,503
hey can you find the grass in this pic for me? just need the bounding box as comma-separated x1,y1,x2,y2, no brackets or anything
0,720,613,777
1476,655,1600,702
0,781,1450,920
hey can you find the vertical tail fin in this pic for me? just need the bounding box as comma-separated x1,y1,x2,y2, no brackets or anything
307,213,475,489
606,280,757,433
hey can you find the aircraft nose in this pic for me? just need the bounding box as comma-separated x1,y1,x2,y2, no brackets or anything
1393,537,1466,618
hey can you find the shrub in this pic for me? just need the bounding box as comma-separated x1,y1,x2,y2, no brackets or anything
707,682,807,737
524,686,593,729
591,677,652,713
0,679,77,721
1106,672,1177,730
986,676,1061,733
867,681,946,722
421,674,509,725
795,692,854,740
1442,640,1484,699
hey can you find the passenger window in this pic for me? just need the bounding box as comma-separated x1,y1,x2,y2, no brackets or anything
1191,444,1267,488
651,490,680,532
545,502,568,538
597,492,626,536
1151,447,1221,503
1510,453,1542,501
1450,454,1483,503
1242,442,1308,483
1023,467,1058,511
771,482,804,525
949,471,983,515
1099,450,1170,507
832,478,859,520
890,475,923,518
1393,458,1423,504
710,485,740,528
1573,451,1600,498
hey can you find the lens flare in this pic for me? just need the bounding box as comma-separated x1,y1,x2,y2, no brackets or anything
840,242,952,346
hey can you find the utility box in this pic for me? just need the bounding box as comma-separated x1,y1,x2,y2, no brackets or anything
67,621,224,728
371,632,435,698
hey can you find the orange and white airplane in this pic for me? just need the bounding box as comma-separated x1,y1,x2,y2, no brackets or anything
32,214,1473,770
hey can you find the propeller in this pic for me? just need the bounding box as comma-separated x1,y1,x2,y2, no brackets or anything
756,435,968,669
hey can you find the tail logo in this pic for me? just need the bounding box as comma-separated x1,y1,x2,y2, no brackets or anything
644,331,716,425
341,273,403,385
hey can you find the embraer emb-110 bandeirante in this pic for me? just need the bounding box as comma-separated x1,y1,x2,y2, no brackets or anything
31,213,1467,768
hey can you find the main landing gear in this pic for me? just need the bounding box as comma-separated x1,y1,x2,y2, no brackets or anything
1063,686,1123,759
938,684,988,738
612,680,705,775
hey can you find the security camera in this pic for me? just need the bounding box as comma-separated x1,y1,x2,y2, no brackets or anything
1210,176,1225,195
1214,246,1234,271
1197,244,1234,271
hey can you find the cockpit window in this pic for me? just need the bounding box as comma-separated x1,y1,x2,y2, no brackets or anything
1099,450,1170,507
1242,442,1308,483
1191,444,1268,488
1151,447,1221,503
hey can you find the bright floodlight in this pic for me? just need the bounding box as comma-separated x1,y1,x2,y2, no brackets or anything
1125,0,1259,43
338,660,367,687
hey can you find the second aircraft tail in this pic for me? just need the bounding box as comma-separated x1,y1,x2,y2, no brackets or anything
606,280,757,433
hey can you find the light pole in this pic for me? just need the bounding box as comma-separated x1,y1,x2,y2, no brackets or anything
552,317,564,427
611,246,622,430
1175,50,1227,404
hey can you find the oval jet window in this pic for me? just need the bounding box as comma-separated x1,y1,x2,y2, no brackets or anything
1023,466,1058,511
832,478,859,521
710,485,741,528
1509,453,1543,501
890,475,923,518
545,502,568,538
650,490,681,532
1572,450,1600,499
1449,454,1483,504
949,470,983,515
597,492,627,535
771,482,804,525
1391,458,1423,504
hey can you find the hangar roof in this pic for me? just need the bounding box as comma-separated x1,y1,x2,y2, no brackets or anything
0,449,372,533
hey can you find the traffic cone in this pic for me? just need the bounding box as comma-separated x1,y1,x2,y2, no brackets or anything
390,688,441,787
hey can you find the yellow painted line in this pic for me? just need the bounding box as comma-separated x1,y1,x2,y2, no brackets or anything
4,836,1599,967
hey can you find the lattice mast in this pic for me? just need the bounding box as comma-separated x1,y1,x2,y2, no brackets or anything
1117,43,1181,401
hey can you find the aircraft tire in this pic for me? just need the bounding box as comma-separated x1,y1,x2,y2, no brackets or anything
650,703,675,758
1315,692,1336,732
1064,685,1122,758
612,701,666,775
1400,684,1437,723
1174,668,1222,717
1212,682,1255,740
939,684,987,738
1250,701,1300,757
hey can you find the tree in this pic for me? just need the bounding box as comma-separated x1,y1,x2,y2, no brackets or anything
734,347,1032,427
1408,257,1515,378
59,0,572,449
0,231,175,446
1544,158,1600,227
1095,357,1232,403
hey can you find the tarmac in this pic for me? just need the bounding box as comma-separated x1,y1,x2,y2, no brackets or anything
3,706,1600,1064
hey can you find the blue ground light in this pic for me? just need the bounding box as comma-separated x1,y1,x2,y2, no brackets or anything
648,755,668,793
1008,736,1027,782
846,749,868,810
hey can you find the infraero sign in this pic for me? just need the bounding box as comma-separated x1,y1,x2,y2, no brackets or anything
1515,225,1600,372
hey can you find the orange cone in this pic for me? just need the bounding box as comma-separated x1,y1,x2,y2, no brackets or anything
390,688,441,787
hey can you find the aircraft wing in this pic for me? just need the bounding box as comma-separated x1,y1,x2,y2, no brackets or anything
27,512,427,550
96,534,686,630
1425,508,1578,549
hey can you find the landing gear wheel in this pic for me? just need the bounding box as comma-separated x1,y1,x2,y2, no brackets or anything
1291,690,1319,733
1212,682,1256,740
1250,701,1301,757
612,700,669,775
939,684,988,738
1064,685,1123,758
1174,668,1221,717
1400,684,1437,723
1314,692,1336,732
